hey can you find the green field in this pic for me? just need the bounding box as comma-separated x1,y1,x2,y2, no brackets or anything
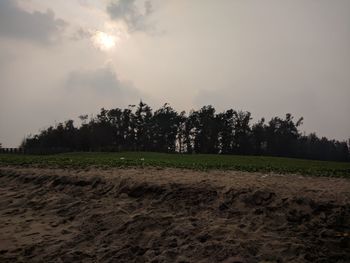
1,152,350,177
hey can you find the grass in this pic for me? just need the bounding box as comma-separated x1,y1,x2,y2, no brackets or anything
0,152,349,178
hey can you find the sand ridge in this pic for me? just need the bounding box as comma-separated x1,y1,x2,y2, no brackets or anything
0,167,349,262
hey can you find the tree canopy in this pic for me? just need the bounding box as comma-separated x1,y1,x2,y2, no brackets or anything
22,101,350,162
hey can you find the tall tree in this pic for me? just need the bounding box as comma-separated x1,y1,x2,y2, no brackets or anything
134,101,153,151
232,111,252,154
251,118,266,155
265,114,303,156
152,103,180,152
217,109,235,154
176,111,187,153
192,106,220,154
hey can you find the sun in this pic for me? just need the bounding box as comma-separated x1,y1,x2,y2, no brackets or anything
92,31,117,51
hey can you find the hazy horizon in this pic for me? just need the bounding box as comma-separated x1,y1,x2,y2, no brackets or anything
1,0,350,147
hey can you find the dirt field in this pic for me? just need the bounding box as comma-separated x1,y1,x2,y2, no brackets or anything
0,167,349,263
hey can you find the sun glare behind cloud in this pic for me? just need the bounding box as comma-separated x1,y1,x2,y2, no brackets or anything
92,31,117,51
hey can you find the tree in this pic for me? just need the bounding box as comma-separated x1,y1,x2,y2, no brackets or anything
152,103,180,152
122,107,136,151
191,106,220,154
134,101,153,151
251,118,266,155
265,114,303,156
217,109,235,154
176,111,187,153
107,108,124,150
184,110,197,154
232,111,252,154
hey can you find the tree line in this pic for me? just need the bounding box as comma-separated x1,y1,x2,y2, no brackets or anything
22,101,350,162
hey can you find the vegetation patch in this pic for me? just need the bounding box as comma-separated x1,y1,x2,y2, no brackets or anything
1,152,349,177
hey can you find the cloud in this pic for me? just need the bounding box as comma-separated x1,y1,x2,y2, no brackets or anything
65,65,140,99
63,65,148,118
107,0,154,32
71,27,93,41
0,0,66,44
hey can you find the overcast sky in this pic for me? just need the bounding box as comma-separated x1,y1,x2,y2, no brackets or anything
0,0,349,147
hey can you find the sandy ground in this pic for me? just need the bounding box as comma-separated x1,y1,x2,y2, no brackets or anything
0,166,349,263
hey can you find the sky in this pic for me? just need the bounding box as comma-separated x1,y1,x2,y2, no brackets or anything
0,0,349,147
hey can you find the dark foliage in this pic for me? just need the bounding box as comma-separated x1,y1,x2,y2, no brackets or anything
22,101,350,162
